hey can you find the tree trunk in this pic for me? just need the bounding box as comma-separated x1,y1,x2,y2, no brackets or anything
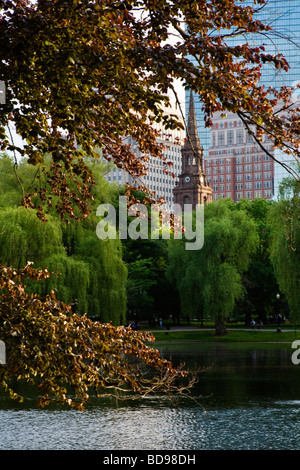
215,317,228,336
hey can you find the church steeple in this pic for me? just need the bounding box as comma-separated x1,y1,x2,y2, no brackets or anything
173,92,213,209
185,92,201,152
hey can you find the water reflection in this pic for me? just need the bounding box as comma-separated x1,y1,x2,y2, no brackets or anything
0,342,300,450
158,342,300,408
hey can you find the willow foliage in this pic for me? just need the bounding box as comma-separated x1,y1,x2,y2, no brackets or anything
167,200,259,334
62,223,127,324
0,206,63,267
268,186,300,321
0,154,127,324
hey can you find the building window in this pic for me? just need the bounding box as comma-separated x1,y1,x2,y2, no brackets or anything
246,133,253,143
227,130,234,145
264,162,272,170
218,131,225,146
236,129,244,144
254,181,262,189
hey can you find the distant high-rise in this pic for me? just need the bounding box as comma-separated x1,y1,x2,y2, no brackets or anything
184,0,300,202
105,104,185,207
186,0,300,157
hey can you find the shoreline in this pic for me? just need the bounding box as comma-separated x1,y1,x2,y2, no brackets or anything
145,327,300,344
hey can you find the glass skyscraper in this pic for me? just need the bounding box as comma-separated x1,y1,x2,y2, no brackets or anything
186,0,300,156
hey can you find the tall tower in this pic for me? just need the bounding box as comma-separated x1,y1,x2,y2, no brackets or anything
186,0,300,157
173,92,213,209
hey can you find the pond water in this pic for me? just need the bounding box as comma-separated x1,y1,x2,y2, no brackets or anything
0,341,300,450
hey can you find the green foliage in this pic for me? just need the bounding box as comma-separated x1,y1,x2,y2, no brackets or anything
268,186,300,321
126,258,158,319
73,227,127,324
0,154,127,324
123,236,170,322
229,198,283,323
167,200,259,332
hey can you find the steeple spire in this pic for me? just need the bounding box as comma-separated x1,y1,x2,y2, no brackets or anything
186,92,199,143
184,92,202,156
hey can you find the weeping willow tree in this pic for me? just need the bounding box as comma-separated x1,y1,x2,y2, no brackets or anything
167,200,259,335
0,206,63,267
0,154,127,325
167,240,202,321
268,180,300,322
61,222,127,324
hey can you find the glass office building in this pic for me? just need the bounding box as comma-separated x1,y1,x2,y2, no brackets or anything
186,0,300,157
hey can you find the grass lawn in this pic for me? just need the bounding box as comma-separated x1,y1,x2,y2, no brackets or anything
148,328,300,344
